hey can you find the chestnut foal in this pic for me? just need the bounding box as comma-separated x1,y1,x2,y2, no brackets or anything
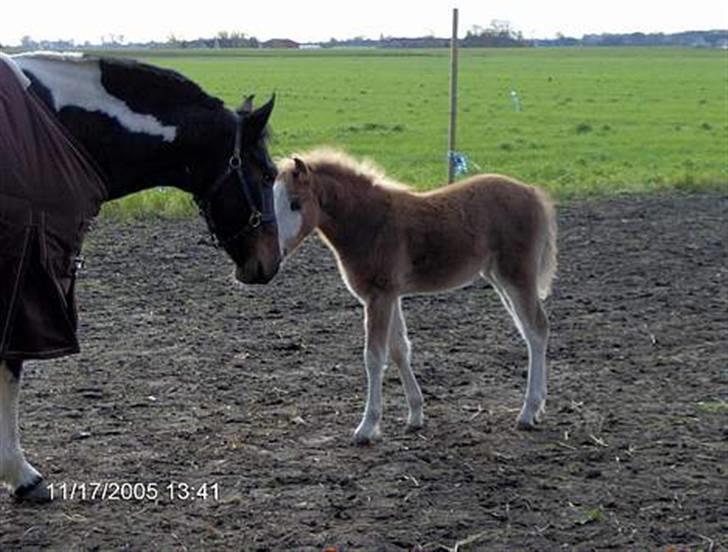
274,150,557,444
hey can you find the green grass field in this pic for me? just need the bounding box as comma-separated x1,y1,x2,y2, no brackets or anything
102,47,727,217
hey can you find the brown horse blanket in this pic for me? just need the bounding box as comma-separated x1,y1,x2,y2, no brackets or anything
0,54,106,360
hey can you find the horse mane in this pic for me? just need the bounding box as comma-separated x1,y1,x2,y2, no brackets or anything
100,57,274,142
99,57,224,111
294,148,412,192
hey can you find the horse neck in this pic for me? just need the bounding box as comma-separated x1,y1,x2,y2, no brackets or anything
314,168,389,255
66,107,231,201
17,54,230,201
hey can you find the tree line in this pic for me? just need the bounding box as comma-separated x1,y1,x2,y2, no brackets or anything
3,25,725,51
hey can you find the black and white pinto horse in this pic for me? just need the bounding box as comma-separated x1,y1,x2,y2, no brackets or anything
0,52,279,501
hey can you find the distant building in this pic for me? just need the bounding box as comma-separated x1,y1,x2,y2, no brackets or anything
262,39,299,49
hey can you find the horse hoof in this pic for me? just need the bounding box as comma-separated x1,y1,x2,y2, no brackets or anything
404,421,424,434
517,401,545,430
14,477,52,503
516,410,544,430
515,418,538,431
352,427,381,446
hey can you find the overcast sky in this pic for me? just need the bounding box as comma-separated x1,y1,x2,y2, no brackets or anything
1,0,726,45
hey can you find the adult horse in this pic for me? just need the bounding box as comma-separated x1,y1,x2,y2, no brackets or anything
0,52,279,501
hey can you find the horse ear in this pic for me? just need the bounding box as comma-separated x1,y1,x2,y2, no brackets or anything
246,94,275,138
239,94,255,115
293,157,308,177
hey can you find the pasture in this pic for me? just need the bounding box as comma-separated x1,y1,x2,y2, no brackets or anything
101,47,728,216
1,48,726,550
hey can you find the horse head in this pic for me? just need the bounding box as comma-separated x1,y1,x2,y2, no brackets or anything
193,95,280,284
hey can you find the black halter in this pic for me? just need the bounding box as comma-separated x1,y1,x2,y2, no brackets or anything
193,114,276,248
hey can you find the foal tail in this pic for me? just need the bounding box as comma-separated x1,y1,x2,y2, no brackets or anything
535,188,558,300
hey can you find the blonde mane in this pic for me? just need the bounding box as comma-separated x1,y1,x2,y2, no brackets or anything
282,148,412,192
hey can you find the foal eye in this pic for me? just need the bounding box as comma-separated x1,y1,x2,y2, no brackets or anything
290,199,301,211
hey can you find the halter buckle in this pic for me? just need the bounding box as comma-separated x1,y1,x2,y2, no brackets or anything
249,210,263,228
229,154,242,170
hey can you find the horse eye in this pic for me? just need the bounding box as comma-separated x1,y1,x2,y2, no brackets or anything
290,198,301,211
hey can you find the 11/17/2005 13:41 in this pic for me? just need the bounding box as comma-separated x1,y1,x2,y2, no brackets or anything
47,481,221,502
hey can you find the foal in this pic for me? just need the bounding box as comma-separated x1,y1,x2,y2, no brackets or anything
274,150,557,444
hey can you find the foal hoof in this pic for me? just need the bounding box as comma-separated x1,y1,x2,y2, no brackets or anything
404,420,424,434
516,401,545,430
353,426,381,446
14,477,52,504
516,409,546,430
515,417,539,431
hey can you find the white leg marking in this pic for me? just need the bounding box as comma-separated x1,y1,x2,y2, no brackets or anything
488,275,549,429
354,296,395,444
0,362,42,492
389,300,424,431
354,349,385,444
516,321,548,428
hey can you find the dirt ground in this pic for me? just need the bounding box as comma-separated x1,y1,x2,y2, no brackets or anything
1,192,726,551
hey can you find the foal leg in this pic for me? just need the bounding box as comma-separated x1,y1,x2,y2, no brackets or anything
353,294,395,445
488,272,550,429
0,360,50,502
389,299,424,432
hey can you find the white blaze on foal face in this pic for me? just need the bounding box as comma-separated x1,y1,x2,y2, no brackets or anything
273,176,303,257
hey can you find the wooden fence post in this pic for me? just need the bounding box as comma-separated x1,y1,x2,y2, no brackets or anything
447,8,459,183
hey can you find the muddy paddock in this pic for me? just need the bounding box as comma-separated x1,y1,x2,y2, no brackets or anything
1,192,726,551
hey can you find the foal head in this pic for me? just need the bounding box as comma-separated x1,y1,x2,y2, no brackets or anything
273,157,321,257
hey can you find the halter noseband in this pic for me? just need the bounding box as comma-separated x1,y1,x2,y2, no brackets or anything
193,114,276,248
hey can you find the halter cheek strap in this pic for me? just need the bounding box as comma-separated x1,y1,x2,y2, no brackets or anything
193,114,276,247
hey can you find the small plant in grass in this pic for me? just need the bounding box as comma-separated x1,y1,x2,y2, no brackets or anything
576,122,593,134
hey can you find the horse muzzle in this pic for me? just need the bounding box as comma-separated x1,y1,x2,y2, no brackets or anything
235,258,279,285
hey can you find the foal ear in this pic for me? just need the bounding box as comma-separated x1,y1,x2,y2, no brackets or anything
293,157,308,177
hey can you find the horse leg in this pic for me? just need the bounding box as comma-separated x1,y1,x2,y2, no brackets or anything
388,299,424,432
487,271,550,429
0,360,50,502
353,294,395,445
